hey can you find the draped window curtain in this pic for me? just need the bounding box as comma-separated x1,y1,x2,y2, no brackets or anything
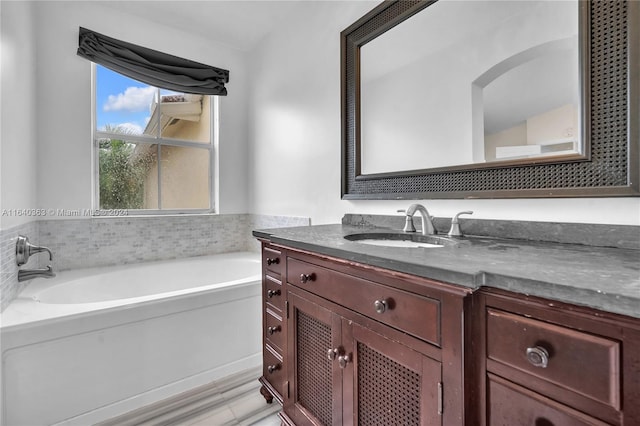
77,27,229,96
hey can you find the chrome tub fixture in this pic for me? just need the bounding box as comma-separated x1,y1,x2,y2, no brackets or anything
16,235,56,282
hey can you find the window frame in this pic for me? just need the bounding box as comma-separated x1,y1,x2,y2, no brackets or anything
91,64,218,215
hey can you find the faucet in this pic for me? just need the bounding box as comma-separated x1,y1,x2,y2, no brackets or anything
18,265,56,282
398,204,437,235
15,235,56,282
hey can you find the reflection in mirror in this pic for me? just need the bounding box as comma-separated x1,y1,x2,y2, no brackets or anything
360,0,581,175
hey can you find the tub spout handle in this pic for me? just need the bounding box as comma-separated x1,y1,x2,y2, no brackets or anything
16,235,53,266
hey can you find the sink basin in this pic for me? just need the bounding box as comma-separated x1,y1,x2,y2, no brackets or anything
344,232,458,248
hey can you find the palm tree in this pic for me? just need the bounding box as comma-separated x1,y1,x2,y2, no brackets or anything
99,125,153,209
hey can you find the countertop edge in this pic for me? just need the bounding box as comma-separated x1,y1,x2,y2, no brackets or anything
252,228,639,320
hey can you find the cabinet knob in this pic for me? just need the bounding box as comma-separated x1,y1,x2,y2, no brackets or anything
526,346,550,368
267,289,281,298
338,354,351,369
267,364,280,374
327,348,338,361
374,299,388,314
267,325,281,335
300,273,315,283
266,257,279,266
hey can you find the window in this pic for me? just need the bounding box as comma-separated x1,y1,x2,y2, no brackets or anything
93,64,216,213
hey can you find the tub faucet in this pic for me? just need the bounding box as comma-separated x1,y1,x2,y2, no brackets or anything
16,235,56,282
398,204,437,235
18,265,56,282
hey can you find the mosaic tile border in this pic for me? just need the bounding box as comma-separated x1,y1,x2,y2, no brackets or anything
1,214,310,311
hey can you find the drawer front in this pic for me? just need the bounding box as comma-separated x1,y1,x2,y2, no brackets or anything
488,374,609,426
265,308,284,352
263,344,285,399
288,257,440,345
263,246,283,275
264,274,284,313
264,309,284,352
487,308,620,409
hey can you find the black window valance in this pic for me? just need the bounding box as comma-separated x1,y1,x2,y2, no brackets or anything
77,27,229,96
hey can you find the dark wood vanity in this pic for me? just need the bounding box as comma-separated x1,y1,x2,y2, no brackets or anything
257,239,640,426
255,0,640,422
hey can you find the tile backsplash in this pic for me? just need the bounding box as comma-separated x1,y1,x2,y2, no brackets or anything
1,221,39,312
0,214,309,311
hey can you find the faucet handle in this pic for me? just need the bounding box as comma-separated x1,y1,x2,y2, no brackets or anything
397,209,406,214
447,211,473,237
403,215,416,232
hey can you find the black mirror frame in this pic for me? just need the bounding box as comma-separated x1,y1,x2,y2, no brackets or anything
341,0,639,199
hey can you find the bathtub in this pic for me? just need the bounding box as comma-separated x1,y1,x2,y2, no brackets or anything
0,252,262,426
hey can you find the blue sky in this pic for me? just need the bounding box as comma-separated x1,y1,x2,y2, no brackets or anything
96,65,156,135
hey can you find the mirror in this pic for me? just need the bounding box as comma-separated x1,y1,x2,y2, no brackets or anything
341,0,639,198
360,0,582,174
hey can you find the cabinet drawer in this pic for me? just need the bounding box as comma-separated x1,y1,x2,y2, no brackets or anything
265,308,284,352
288,257,440,345
263,344,285,399
264,274,283,312
486,308,620,410
488,374,609,426
263,246,283,275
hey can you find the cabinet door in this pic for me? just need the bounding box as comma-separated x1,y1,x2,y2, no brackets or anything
287,291,343,426
342,321,443,426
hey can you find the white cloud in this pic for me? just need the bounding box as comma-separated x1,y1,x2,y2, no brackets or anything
99,122,144,135
117,122,144,135
104,86,156,112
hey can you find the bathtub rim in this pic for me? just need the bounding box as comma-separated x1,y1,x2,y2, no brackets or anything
0,251,261,333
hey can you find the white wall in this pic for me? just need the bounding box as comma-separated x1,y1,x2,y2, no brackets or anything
2,1,639,229
248,1,640,226
7,1,249,220
0,1,38,228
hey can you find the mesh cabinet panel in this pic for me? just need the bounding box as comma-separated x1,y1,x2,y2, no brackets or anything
296,311,333,426
357,342,421,426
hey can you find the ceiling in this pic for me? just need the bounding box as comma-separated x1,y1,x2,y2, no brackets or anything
96,1,311,51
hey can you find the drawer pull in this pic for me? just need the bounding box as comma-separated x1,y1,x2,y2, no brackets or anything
267,364,280,374
267,325,281,335
374,299,388,314
338,354,351,369
526,346,550,368
267,289,281,298
300,273,316,283
266,257,280,266
327,348,338,361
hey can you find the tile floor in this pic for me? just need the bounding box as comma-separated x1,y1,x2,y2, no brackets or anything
99,367,281,426
174,377,281,426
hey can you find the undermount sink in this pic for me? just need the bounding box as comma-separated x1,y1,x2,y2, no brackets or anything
344,232,458,248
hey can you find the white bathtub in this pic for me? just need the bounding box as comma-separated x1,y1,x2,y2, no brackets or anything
0,252,262,426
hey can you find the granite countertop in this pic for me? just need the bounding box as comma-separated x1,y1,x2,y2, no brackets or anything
253,224,640,319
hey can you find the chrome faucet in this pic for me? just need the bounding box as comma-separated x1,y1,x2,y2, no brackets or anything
16,235,56,282
398,204,437,235
18,265,56,282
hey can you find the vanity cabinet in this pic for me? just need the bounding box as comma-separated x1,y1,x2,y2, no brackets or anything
257,240,640,425
258,242,476,426
480,289,640,426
